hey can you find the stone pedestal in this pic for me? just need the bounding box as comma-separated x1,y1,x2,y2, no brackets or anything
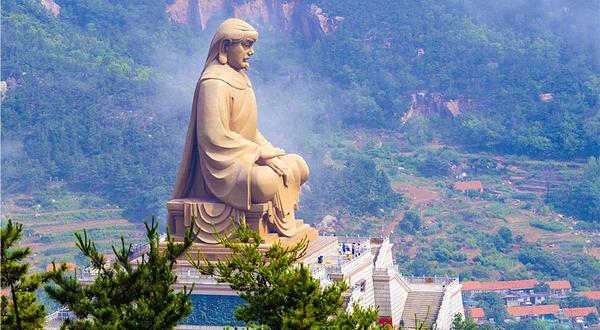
165,198,319,262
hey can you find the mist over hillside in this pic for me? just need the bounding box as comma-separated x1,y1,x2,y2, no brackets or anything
1,0,598,224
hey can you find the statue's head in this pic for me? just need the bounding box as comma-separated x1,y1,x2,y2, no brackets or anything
204,19,258,72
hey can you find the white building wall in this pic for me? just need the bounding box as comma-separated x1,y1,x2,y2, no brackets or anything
340,253,376,309
373,274,393,317
390,271,410,324
435,282,465,330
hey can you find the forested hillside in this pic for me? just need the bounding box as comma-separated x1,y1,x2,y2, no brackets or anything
312,0,599,157
2,0,598,225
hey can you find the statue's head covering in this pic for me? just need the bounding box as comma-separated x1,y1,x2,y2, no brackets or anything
203,18,258,72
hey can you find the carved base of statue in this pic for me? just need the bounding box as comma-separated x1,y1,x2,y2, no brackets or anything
165,198,319,261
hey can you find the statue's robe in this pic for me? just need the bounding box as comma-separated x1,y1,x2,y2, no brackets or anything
172,61,274,211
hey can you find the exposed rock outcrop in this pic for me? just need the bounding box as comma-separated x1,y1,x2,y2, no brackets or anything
539,93,554,102
39,0,60,18
401,92,485,123
1,81,7,102
167,0,343,42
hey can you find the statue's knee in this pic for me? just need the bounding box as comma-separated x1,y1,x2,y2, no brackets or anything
251,166,279,203
287,154,309,183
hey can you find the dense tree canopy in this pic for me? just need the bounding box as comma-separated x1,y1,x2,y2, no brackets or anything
45,218,198,329
1,220,66,330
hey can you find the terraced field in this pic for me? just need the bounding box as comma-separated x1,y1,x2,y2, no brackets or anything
1,187,146,272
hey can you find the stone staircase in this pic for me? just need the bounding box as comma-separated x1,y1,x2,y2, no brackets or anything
400,291,444,329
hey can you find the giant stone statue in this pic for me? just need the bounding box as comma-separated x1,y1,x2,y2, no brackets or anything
167,19,317,247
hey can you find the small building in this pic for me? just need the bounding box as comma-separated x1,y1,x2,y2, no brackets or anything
581,291,600,300
562,307,598,322
469,307,486,324
545,280,572,297
453,181,483,193
507,304,560,321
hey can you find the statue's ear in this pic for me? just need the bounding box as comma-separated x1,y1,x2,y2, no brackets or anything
218,39,231,65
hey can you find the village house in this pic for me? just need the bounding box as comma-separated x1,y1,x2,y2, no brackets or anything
468,307,486,324
562,307,598,323
461,279,538,298
506,304,560,321
545,280,572,298
581,291,600,301
453,181,484,193
462,279,575,308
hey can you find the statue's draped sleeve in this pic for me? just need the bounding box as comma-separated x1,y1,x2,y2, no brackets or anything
254,130,272,147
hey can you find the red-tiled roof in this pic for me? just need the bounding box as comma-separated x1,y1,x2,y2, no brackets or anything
470,308,486,318
562,307,598,318
454,181,484,191
545,280,571,290
46,262,76,272
481,280,539,291
507,305,560,317
461,281,481,291
1,289,11,297
461,280,539,292
581,291,600,300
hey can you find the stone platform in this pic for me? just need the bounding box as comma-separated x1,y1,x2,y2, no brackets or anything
165,198,319,262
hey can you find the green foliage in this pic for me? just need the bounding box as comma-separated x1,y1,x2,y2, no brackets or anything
313,0,599,158
497,227,512,245
553,156,600,223
406,254,436,277
560,294,600,311
414,148,460,177
503,319,558,330
586,311,599,324
450,313,484,330
1,219,66,330
474,292,508,325
3,0,599,227
302,147,403,225
403,115,433,147
45,217,198,329
189,219,384,330
1,0,201,219
529,220,569,233
401,210,422,234
533,283,550,293
518,245,600,289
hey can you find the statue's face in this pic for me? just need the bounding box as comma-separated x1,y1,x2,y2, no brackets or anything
225,38,255,71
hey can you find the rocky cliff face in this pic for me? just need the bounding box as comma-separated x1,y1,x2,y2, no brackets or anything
401,92,485,123
167,0,343,42
39,0,60,18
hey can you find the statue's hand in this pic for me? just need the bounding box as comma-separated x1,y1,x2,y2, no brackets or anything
260,146,285,160
264,158,293,187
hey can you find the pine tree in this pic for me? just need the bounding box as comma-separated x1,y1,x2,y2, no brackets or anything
1,219,66,330
189,219,389,330
45,217,198,330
